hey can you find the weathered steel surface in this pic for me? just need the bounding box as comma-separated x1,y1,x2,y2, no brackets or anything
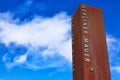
72,4,111,80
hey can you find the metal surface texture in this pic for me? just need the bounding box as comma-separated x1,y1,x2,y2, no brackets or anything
72,4,111,80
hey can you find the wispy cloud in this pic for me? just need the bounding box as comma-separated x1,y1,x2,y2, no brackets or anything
12,0,46,21
0,12,72,70
111,66,120,73
106,35,120,74
106,35,120,66
14,53,27,64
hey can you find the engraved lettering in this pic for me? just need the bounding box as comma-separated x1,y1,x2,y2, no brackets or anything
81,9,87,12
82,12,87,16
84,44,89,47
83,30,88,34
81,6,92,63
84,48,89,53
84,53,90,57
84,38,89,43
83,26,88,29
84,58,90,62
83,18,87,22
82,16,87,19
83,22,88,26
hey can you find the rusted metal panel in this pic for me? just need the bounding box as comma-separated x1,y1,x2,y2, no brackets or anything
72,4,111,80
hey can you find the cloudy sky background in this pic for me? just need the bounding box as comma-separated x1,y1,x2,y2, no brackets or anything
0,0,120,80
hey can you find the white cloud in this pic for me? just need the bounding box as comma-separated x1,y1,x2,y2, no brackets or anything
111,66,120,73
106,35,120,74
0,12,72,70
0,12,71,47
14,54,27,64
106,35,120,64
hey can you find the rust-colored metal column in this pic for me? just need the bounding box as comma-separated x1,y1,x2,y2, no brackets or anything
72,4,111,80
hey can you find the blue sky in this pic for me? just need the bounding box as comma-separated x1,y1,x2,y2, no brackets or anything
0,0,120,80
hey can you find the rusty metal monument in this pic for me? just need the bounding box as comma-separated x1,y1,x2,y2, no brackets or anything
72,4,111,80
